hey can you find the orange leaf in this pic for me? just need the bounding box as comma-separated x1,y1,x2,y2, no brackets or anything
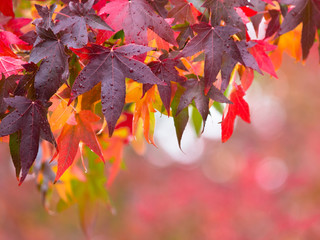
133,86,156,145
53,110,104,182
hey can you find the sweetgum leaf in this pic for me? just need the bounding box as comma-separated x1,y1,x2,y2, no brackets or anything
178,23,260,91
0,96,56,184
0,0,14,17
9,131,21,179
202,0,252,35
144,58,186,114
171,86,188,148
0,74,18,115
176,78,231,129
99,0,177,45
70,44,165,136
29,27,69,100
34,4,57,29
14,64,38,96
147,0,169,17
221,85,250,142
173,22,195,49
52,110,104,182
54,0,113,49
279,0,320,59
168,0,200,25
265,10,281,38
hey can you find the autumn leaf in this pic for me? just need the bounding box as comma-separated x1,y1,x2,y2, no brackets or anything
0,74,18,115
176,77,231,128
29,27,69,100
278,0,320,59
0,96,56,184
202,0,252,34
53,110,104,182
54,0,113,49
221,85,250,143
168,0,201,25
0,0,15,17
250,39,277,78
143,57,186,114
177,22,260,92
70,44,165,136
99,0,177,45
133,85,157,145
0,56,26,77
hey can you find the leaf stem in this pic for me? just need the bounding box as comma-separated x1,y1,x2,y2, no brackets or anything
54,12,70,18
54,92,78,112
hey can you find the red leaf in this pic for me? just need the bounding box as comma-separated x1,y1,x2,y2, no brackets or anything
0,56,26,77
221,107,236,143
0,0,14,17
221,85,250,143
239,6,257,17
238,66,254,91
250,40,278,78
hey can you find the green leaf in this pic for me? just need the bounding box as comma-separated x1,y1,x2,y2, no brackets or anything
191,104,202,136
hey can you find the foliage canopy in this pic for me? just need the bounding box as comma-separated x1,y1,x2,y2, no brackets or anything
0,0,319,232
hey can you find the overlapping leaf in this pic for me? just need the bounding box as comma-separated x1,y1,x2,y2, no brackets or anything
202,0,252,34
278,0,320,59
221,85,250,142
52,110,104,182
176,77,231,122
70,44,165,136
168,0,201,25
144,57,186,114
99,0,177,45
0,96,56,184
177,23,260,92
54,0,113,49
0,74,18,115
29,27,69,100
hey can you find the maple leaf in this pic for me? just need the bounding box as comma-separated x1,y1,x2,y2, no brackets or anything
250,39,277,78
53,110,104,182
0,74,18,115
168,0,201,25
143,57,186,114
132,85,157,145
202,0,252,34
0,0,15,17
33,4,57,29
0,54,26,78
54,0,113,49
14,63,38,96
176,77,231,128
177,23,260,92
172,22,195,49
0,31,27,47
3,17,32,37
147,0,169,18
171,84,189,148
220,39,261,91
99,0,177,45
29,27,69,100
278,0,320,59
0,96,56,184
265,9,281,39
221,85,250,143
69,44,165,136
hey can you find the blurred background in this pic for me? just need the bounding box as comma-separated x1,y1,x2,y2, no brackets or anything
1,46,320,239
